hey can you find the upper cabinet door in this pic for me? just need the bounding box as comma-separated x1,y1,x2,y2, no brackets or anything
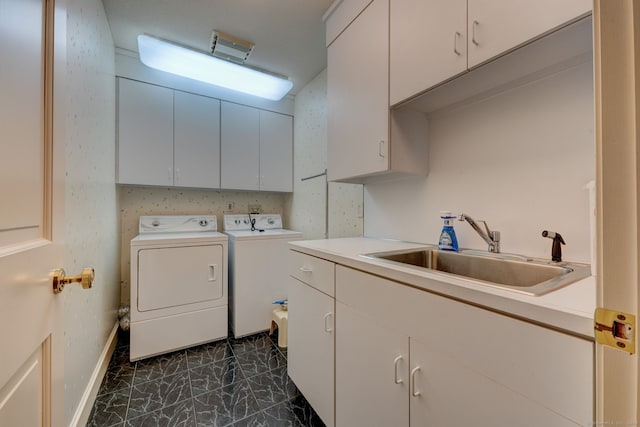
117,79,174,186
174,91,221,189
221,102,260,191
259,110,293,192
467,0,592,68
390,0,468,105
327,0,389,182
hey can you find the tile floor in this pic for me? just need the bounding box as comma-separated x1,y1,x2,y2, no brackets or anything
87,330,324,427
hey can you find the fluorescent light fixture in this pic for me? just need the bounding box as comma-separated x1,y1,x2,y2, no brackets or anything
137,34,293,101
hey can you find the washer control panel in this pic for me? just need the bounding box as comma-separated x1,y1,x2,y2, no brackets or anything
139,215,218,233
223,214,283,231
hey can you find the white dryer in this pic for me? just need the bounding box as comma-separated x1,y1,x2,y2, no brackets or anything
223,214,302,338
130,215,228,361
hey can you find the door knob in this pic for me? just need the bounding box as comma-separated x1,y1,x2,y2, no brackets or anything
52,267,94,294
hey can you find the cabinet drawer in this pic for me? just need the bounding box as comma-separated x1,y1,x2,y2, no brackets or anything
324,0,373,46
289,251,335,297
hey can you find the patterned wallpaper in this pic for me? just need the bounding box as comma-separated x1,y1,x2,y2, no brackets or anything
64,0,119,424
118,187,287,304
285,69,363,239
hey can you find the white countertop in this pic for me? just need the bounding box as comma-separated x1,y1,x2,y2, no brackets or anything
290,237,596,339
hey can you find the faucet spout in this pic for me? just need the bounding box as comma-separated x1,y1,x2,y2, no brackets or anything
458,213,501,253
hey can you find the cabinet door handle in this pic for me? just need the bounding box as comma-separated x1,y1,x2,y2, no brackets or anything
299,266,312,273
410,366,421,397
378,140,386,158
472,20,480,46
323,312,333,333
453,32,461,56
393,355,404,384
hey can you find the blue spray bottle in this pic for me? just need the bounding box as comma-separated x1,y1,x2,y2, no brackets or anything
438,211,459,252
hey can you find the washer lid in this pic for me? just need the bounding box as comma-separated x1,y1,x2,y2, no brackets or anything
139,215,218,234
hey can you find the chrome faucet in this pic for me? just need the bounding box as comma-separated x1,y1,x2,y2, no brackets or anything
458,213,501,253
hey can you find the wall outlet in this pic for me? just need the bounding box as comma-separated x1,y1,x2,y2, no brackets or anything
227,202,235,210
248,204,262,214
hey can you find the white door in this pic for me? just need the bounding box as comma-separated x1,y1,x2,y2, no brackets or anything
467,0,592,68
390,0,468,105
335,302,409,427
327,0,389,181
594,1,639,422
259,111,292,192
117,78,174,186
174,91,221,189
220,102,260,190
0,0,67,426
287,277,334,427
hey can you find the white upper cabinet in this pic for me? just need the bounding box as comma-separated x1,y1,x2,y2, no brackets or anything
174,91,221,188
221,102,260,191
390,0,467,106
220,103,293,192
327,0,391,181
388,0,592,105
259,110,293,192
117,78,174,186
118,78,292,192
467,0,592,68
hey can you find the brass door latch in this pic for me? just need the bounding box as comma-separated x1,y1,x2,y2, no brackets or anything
594,308,635,354
52,267,94,294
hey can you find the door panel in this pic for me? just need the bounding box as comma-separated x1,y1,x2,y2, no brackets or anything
259,111,292,192
220,102,260,190
0,0,65,425
174,91,221,188
467,0,591,67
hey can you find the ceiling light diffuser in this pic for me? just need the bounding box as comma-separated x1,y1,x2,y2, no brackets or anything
137,34,293,101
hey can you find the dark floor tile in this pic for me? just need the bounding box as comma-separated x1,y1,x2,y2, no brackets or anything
267,331,288,359
86,388,131,427
236,348,287,378
190,357,244,397
133,350,188,384
127,370,192,419
247,366,299,409
289,395,325,427
186,340,234,368
125,398,196,427
193,380,260,427
261,401,303,427
230,333,275,355
233,411,267,427
99,363,136,395
110,344,133,369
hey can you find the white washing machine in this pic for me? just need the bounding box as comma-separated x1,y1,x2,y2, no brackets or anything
130,215,228,361
223,214,302,338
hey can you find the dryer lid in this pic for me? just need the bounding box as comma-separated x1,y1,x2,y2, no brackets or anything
139,215,218,234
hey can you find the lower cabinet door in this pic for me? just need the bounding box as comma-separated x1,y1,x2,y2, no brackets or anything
409,337,582,427
287,277,334,427
335,302,409,427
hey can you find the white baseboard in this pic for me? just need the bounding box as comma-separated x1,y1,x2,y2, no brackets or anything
69,321,119,427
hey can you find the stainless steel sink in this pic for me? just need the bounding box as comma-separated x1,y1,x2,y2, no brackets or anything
362,248,591,296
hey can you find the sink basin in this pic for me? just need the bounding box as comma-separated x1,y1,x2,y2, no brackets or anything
363,248,591,296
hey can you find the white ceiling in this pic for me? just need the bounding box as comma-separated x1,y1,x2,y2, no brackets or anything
102,0,335,95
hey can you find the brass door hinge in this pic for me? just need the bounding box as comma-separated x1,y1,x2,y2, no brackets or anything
594,308,635,354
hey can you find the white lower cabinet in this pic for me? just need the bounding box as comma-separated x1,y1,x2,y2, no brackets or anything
287,256,335,427
335,265,593,427
336,301,409,427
